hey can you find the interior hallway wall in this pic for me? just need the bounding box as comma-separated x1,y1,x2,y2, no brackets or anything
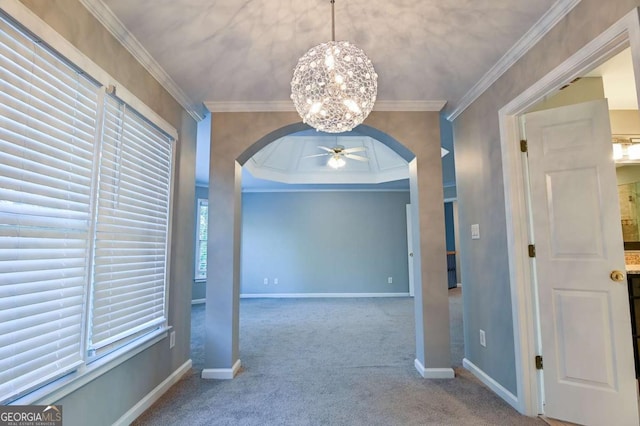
452,0,640,397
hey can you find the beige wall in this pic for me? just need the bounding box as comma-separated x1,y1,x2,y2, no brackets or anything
13,1,197,424
611,109,640,134
205,110,453,373
529,77,605,112
453,0,640,395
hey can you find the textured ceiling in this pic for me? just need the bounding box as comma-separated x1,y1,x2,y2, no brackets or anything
100,0,557,114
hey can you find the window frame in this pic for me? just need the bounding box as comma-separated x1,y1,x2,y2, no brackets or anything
0,4,178,405
194,198,208,280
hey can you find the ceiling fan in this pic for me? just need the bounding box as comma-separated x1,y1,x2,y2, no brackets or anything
304,145,368,169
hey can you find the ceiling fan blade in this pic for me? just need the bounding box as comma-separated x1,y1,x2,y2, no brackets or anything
317,146,335,153
344,153,368,162
343,146,366,154
302,153,330,159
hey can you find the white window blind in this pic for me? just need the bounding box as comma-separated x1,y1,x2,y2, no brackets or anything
195,198,207,280
0,15,99,403
88,94,173,357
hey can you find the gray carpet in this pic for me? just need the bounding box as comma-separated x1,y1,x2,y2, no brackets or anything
133,289,544,425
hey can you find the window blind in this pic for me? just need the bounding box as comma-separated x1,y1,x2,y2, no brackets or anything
195,199,207,280
0,15,99,403
88,94,172,357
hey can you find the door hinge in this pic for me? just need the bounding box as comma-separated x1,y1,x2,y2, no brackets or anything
535,355,543,370
528,244,536,258
520,139,528,153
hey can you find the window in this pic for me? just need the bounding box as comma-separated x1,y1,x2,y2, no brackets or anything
87,93,173,359
0,12,174,403
195,198,208,280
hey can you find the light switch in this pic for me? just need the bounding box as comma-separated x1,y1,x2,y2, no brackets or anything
471,224,480,240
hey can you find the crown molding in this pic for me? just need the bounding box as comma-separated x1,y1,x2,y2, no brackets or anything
446,0,582,121
205,100,447,113
78,0,206,121
374,100,447,112
205,101,295,112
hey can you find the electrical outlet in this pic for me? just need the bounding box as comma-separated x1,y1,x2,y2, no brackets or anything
169,331,176,349
479,329,486,347
274,278,278,284
388,277,393,284
263,278,268,285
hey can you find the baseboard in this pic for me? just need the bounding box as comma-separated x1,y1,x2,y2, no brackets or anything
240,292,410,298
414,358,455,379
192,294,411,303
463,358,519,411
201,359,241,380
113,359,192,426
456,283,462,288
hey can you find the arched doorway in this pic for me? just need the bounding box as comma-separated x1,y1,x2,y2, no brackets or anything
201,111,453,379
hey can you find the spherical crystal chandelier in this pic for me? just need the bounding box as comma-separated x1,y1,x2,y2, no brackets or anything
290,0,377,133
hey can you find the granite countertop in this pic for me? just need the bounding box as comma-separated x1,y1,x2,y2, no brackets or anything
626,251,640,274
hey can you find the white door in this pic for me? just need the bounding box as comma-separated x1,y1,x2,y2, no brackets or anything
525,99,638,425
406,204,414,297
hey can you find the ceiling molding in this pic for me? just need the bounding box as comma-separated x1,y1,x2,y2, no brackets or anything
78,0,206,121
205,101,295,112
446,0,582,121
205,100,447,113
373,100,447,112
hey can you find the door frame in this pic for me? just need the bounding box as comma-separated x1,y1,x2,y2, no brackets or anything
406,204,415,297
498,8,640,416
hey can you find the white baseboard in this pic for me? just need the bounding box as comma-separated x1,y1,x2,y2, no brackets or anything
192,294,411,303
414,358,455,379
114,359,192,426
463,358,519,411
201,359,241,380
240,292,410,298
456,283,462,288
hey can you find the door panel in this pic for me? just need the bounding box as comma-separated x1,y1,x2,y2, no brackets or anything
553,290,615,388
525,99,638,425
546,167,604,257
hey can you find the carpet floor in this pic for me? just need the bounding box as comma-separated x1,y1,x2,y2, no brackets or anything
132,288,544,425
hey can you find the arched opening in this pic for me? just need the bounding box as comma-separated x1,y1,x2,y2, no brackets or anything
202,111,452,379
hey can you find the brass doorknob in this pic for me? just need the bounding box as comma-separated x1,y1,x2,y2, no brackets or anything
610,270,625,282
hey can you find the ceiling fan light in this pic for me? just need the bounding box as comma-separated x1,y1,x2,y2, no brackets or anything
327,156,346,169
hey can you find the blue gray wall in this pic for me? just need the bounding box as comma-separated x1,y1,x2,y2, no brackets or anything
444,202,455,252
241,191,411,294
16,1,197,424
192,189,454,298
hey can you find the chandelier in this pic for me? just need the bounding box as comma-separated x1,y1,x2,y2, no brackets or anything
290,0,377,133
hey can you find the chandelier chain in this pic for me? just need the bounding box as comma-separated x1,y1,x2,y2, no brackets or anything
331,0,335,42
